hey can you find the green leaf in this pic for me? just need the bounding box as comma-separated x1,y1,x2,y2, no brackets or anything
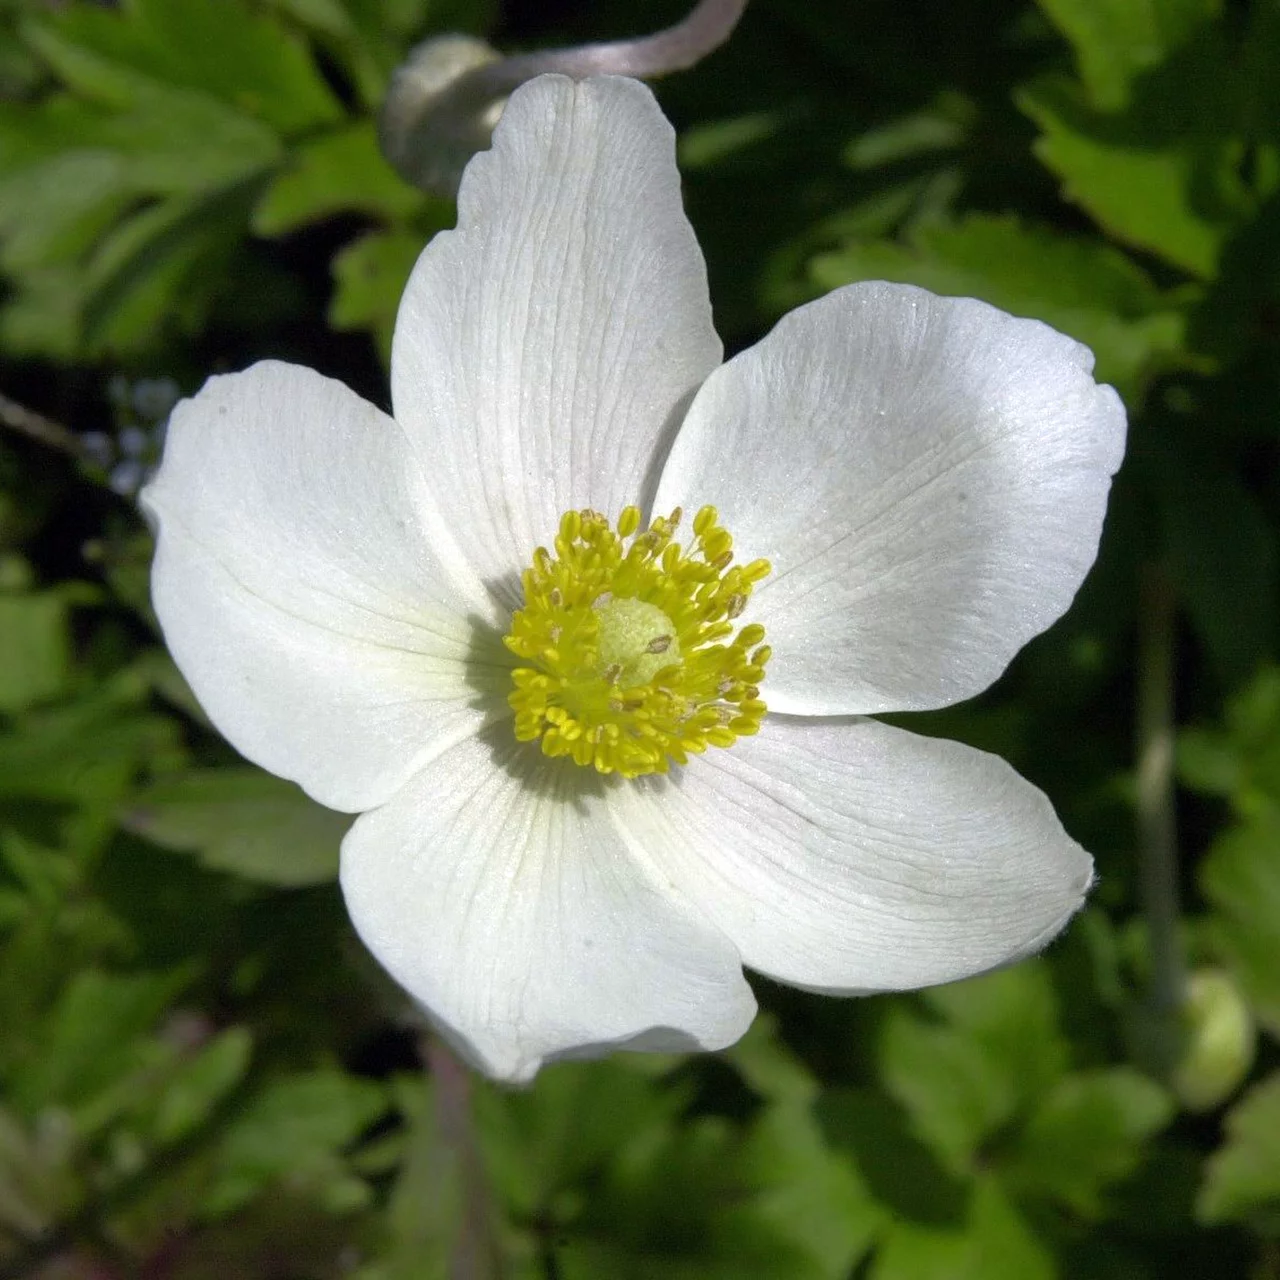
0,266,81,360
1200,812,1280,1037
722,1012,819,1108
1156,451,1277,687
877,1007,1021,1175
7,968,190,1115
122,767,350,887
0,679,180,808
0,142,134,275
816,1089,967,1228
736,1102,882,1278
1177,667,1280,810
1002,1068,1173,1216
1034,0,1221,109
206,1069,387,1217
252,121,423,236
1176,725,1243,797
877,964,1069,1174
808,214,1186,399
872,1176,1054,1280
80,182,261,356
1191,192,1280,363
1017,53,1254,278
0,1102,78,1240
921,964,1069,1104
148,1026,253,1146
475,1058,690,1219
0,590,72,713
563,1115,827,1280
1197,1070,1280,1227
24,0,341,135
329,226,433,363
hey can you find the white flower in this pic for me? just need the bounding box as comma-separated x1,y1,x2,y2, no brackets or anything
142,75,1126,1083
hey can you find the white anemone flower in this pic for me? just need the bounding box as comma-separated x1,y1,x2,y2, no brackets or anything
142,74,1126,1083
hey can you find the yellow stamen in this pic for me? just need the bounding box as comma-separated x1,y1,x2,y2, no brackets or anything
504,505,772,777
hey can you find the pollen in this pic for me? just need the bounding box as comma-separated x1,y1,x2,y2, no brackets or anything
503,505,772,777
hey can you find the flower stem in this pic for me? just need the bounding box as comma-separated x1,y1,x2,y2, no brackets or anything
380,0,749,194
1134,560,1186,1076
481,0,748,85
421,1035,504,1279
0,391,85,459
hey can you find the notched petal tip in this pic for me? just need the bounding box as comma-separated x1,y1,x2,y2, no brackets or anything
389,70,720,598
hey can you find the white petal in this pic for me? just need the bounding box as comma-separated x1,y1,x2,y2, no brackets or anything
143,361,508,813
391,74,721,605
608,716,1093,993
654,282,1127,715
339,729,756,1082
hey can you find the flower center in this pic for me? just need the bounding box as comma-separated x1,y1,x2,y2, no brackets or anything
504,505,771,777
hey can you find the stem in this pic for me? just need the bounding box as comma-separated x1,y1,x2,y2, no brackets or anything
1134,561,1185,1075
478,0,748,87
380,0,749,194
0,391,86,460
422,1035,502,1280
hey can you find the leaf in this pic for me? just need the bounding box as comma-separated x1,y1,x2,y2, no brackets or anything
1177,667,1280,810
329,226,431,363
1176,726,1243,797
0,88,281,213
23,0,341,135
816,1088,968,1229
475,1058,691,1219
1017,52,1253,278
205,1069,387,1217
871,1176,1055,1280
877,1007,1020,1175
1200,812,1280,1037
736,1102,882,1278
722,1012,819,1107
264,0,478,111
122,767,351,887
1157,452,1277,687
252,121,423,236
1033,0,1222,109
0,141,134,275
1173,969,1256,1113
1002,1068,1173,1217
0,679,180,808
148,1027,253,1146
808,214,1186,400
81,180,263,355
1,0,335,360
1191,192,1280,362
0,1103,77,1242
563,1114,827,1280
921,964,1069,1104
1197,1070,1280,1227
0,590,72,713
877,964,1069,1175
7,968,190,1116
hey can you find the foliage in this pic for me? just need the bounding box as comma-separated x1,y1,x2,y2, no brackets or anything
1,0,1278,1275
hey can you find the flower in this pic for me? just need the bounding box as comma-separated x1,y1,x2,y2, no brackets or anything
142,74,1126,1083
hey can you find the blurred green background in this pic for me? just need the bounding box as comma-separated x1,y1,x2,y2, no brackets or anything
1,0,1279,1275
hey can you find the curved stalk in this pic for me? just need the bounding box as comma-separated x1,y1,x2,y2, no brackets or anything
380,0,749,194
